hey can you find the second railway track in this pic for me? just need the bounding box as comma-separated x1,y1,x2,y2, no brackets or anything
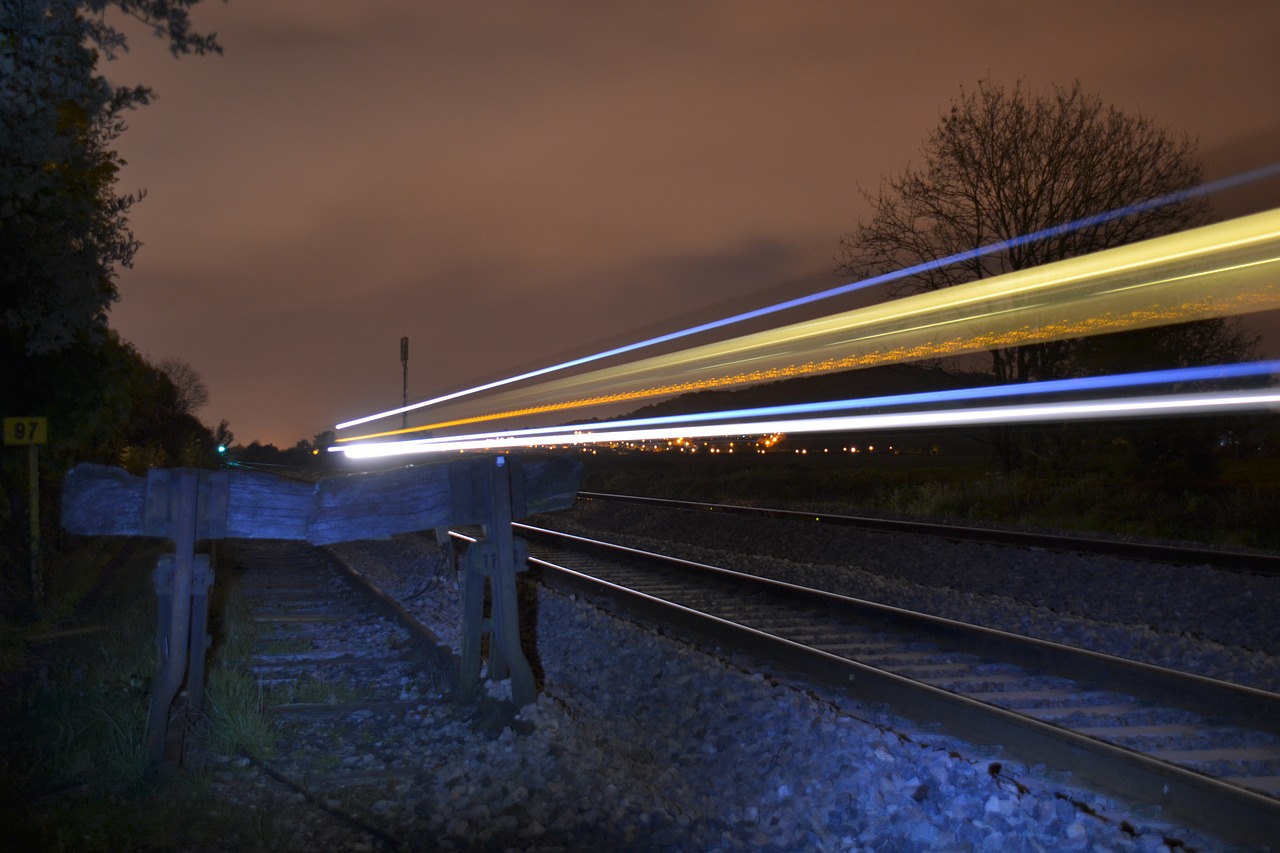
578,491,1280,575
518,518,1280,847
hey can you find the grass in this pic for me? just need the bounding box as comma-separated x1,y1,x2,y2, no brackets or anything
203,666,276,756
266,673,366,706
200,546,279,757
0,537,166,848
259,636,314,655
0,538,284,849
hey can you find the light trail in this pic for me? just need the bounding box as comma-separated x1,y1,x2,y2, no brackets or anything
337,360,1280,445
337,207,1280,444
334,388,1280,459
405,209,1280,426
335,166,1280,432
338,282,1277,442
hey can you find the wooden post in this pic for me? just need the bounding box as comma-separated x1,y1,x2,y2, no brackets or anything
485,456,535,708
458,456,537,707
459,542,488,703
186,556,215,716
62,454,582,732
145,470,199,770
4,417,48,608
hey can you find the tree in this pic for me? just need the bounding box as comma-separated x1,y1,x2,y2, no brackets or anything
213,418,233,450
159,356,209,415
1,0,220,357
1,2,220,607
834,79,1256,467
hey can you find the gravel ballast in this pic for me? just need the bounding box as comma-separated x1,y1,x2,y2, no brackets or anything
179,500,1275,851
549,501,1280,693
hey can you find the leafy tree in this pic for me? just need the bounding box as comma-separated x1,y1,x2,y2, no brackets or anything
835,79,1256,468
117,351,220,471
1,0,221,357
1,0,221,447
1,330,221,609
1,1,220,606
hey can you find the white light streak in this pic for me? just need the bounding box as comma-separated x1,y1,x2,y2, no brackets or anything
334,389,1280,459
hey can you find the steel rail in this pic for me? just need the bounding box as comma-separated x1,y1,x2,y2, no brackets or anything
515,522,1280,848
578,491,1280,574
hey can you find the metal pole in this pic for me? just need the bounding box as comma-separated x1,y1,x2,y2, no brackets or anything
400,336,409,431
28,443,41,607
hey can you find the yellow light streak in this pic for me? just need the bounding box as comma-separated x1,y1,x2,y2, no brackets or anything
338,389,1280,458
340,209,1280,444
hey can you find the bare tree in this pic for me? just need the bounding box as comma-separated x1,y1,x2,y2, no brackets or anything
158,356,209,416
836,78,1219,386
836,79,1256,470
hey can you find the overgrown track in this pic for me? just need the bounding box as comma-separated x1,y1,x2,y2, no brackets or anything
579,491,1280,575
517,523,1280,847
225,540,459,848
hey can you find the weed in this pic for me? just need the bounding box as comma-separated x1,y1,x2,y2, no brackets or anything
259,636,314,655
269,673,364,706
204,667,277,757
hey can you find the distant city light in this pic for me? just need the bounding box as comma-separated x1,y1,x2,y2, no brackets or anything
337,359,1280,449
334,388,1280,459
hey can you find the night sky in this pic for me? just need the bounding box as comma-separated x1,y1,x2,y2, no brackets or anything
101,1,1280,447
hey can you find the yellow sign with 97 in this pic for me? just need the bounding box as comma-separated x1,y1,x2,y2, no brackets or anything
4,417,48,445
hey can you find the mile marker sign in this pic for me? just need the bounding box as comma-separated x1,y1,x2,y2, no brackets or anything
4,417,48,445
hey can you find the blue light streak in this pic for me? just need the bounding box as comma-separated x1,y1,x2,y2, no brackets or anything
335,164,1280,432
337,388,1280,459
335,360,1280,455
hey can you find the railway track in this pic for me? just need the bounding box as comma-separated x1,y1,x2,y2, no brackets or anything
202,506,1277,847
579,491,1280,575
217,539,461,850
516,521,1280,847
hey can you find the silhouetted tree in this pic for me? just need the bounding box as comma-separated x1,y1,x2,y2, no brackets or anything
835,79,1255,468
2,2,219,605
1,1,220,357
158,356,210,415
117,353,220,472
214,419,234,450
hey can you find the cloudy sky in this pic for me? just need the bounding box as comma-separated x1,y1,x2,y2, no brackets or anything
101,1,1280,447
